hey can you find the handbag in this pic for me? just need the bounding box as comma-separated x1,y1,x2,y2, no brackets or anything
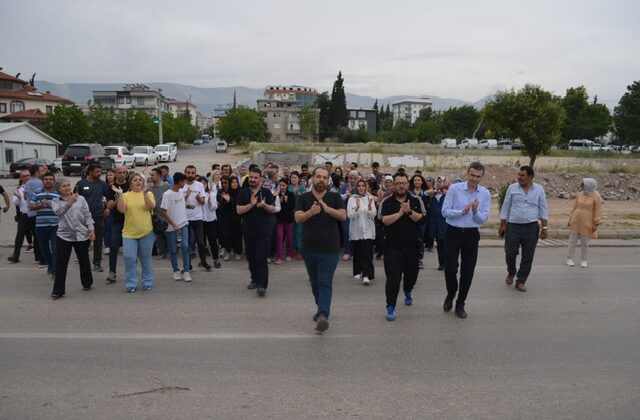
151,209,168,235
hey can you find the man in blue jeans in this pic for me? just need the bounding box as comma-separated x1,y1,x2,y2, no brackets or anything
29,173,60,277
295,167,346,332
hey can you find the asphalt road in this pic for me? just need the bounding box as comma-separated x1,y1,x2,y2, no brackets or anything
1,246,639,419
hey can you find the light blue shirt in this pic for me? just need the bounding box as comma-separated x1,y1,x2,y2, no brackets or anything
23,177,43,218
499,182,548,223
442,181,491,228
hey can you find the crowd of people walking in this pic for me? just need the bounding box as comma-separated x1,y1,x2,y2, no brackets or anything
2,158,604,332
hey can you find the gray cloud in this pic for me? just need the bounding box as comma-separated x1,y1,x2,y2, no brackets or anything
0,0,638,105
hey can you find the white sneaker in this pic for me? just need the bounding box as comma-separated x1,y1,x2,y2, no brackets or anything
223,254,230,261
354,274,361,279
104,247,110,255
580,260,588,268
362,277,370,285
235,254,241,261
566,259,575,267
173,271,182,281
182,271,192,282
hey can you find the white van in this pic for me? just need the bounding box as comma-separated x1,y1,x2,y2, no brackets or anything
478,139,498,149
440,138,457,148
568,139,595,151
458,138,479,149
215,140,228,153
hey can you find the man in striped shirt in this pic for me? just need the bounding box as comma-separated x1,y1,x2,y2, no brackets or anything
29,173,60,276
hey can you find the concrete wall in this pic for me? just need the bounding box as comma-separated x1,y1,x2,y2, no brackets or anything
252,150,640,172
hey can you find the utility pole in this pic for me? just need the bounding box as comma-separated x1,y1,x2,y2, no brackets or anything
158,88,164,144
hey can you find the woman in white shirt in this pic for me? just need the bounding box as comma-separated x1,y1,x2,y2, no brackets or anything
347,180,377,285
201,177,222,268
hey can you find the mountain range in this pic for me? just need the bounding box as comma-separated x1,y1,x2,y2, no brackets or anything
35,80,493,113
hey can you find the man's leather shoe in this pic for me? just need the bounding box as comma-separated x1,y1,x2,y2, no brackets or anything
515,280,527,292
455,306,467,318
505,274,514,285
443,297,453,312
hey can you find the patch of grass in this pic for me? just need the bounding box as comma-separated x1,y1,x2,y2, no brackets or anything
608,164,640,174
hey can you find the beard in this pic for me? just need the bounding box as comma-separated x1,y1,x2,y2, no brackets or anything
312,182,326,193
394,190,406,199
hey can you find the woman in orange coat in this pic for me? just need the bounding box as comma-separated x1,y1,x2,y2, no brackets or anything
566,178,602,268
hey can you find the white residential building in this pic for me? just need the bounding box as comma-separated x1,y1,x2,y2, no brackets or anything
0,70,72,126
392,98,433,126
0,122,62,173
167,99,200,127
93,84,168,117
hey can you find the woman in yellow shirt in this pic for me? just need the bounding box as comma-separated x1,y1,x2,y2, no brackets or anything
566,178,602,268
115,173,156,292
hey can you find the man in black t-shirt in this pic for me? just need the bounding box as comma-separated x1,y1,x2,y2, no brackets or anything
295,167,346,333
105,165,130,283
379,173,426,322
236,167,276,297
75,163,108,272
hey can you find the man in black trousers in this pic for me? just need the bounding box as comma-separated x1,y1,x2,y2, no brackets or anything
379,173,426,322
441,162,491,318
237,167,276,297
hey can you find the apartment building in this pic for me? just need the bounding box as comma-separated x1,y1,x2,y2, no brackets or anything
93,84,168,117
392,98,433,126
257,85,319,142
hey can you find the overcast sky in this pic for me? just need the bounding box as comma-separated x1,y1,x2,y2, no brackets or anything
1,0,638,106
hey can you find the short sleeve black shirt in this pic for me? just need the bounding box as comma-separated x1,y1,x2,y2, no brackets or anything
380,194,425,247
75,179,108,219
295,191,343,253
106,181,130,225
237,187,275,237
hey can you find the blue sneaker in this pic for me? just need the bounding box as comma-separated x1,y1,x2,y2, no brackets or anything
126,287,137,293
404,292,413,306
386,306,396,321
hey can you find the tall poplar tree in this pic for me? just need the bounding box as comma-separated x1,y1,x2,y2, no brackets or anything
330,71,347,134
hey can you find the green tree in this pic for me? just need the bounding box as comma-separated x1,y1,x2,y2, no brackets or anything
441,105,481,139
415,119,445,143
162,112,198,144
562,86,611,141
613,81,640,145
379,104,393,131
484,84,565,168
218,107,269,144
316,92,332,141
89,104,119,144
43,105,90,148
373,100,380,133
329,71,347,134
300,105,319,141
118,109,157,145
416,107,434,124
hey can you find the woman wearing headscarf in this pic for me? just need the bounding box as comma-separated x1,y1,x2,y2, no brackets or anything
427,176,450,271
566,178,602,268
347,179,377,284
409,174,430,269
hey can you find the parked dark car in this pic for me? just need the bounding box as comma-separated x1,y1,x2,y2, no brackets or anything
61,143,114,176
10,158,58,178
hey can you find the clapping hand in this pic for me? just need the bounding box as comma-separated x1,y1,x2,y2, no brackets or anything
400,201,412,214
309,200,322,216
111,185,123,195
222,192,230,202
250,192,258,207
470,199,479,214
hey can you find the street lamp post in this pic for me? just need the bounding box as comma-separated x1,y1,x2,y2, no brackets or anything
158,88,164,145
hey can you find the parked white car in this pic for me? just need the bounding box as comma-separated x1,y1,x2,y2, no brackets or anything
458,138,479,149
440,138,457,148
154,144,177,162
131,145,159,166
478,139,498,149
104,145,136,168
52,157,63,171
215,140,228,153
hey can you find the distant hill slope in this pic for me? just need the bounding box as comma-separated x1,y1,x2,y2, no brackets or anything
35,80,491,112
